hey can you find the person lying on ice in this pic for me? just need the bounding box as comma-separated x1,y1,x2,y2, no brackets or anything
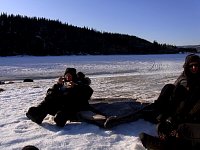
139,54,200,149
26,68,94,127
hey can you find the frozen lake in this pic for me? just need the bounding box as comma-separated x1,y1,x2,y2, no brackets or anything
0,54,192,150
0,54,187,102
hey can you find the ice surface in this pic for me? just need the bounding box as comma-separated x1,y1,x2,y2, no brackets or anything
0,54,189,149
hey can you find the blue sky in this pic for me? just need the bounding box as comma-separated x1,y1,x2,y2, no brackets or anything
0,0,200,46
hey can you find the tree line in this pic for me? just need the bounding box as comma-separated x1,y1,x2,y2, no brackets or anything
0,13,197,56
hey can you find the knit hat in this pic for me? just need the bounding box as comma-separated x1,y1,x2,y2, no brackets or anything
64,68,77,79
183,54,200,68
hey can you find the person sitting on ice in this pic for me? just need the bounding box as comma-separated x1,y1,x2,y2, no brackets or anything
139,54,200,149
26,68,94,127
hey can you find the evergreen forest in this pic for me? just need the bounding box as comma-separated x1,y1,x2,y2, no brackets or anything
0,13,197,56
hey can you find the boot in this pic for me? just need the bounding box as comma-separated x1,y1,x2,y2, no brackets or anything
54,111,67,127
139,132,166,150
26,107,46,124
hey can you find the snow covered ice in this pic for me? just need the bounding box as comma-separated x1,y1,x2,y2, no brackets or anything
0,54,188,149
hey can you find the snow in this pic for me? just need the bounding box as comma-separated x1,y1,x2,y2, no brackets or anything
0,54,188,150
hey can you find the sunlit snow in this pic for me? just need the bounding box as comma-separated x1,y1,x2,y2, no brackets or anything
0,54,188,150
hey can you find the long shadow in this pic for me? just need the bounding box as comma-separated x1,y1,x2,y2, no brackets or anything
40,118,156,137
40,98,155,137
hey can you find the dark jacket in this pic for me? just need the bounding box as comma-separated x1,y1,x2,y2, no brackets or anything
175,54,200,89
171,55,200,123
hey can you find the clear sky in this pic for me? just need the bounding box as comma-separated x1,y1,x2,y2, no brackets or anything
0,0,200,46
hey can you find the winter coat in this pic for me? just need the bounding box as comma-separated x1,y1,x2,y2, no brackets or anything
174,54,200,90
44,78,93,114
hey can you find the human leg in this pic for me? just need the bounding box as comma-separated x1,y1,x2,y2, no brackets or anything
26,94,61,124
54,110,78,127
153,84,175,122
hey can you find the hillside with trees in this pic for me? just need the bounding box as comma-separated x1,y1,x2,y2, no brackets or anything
0,13,197,56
